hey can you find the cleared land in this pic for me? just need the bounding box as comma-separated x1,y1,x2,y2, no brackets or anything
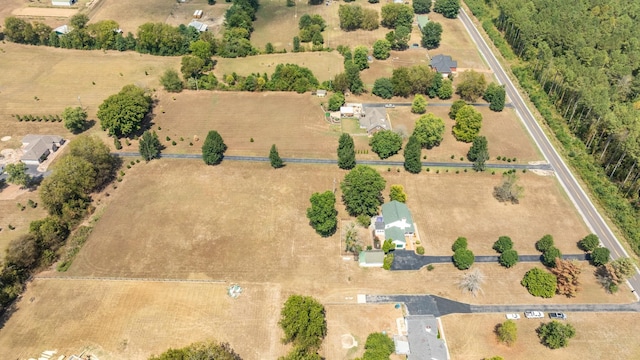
442,313,640,360
11,8,78,18
0,187,47,255
88,0,180,34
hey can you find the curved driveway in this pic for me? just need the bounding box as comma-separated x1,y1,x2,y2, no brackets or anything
458,8,640,296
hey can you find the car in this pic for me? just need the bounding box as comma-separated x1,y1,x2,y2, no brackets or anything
549,312,567,320
384,104,395,108
524,311,544,319
505,313,520,320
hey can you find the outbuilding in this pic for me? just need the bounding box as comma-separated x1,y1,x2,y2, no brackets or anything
188,20,208,32
358,250,385,267
52,0,76,6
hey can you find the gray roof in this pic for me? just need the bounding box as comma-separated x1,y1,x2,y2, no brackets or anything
382,201,415,232
406,315,448,360
358,250,385,265
374,216,385,231
22,135,64,162
360,106,391,133
430,54,457,74
54,25,71,35
188,20,208,32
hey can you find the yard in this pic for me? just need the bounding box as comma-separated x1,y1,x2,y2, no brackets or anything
0,186,48,255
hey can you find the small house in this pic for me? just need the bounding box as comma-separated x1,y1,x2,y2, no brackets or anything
429,54,457,77
21,135,65,165
358,250,385,267
193,10,204,19
316,89,327,97
52,0,75,6
188,20,208,32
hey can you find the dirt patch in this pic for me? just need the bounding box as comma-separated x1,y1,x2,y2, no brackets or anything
11,7,78,18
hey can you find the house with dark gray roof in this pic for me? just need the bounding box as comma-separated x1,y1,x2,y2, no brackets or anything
360,106,391,135
429,54,457,77
405,315,449,359
21,135,65,165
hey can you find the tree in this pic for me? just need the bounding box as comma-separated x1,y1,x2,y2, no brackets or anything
361,8,380,31
160,69,184,93
4,162,30,188
421,21,443,49
452,237,467,251
412,113,445,149
551,259,582,297
433,0,460,19
413,0,431,14
361,333,395,359
536,234,555,252
370,130,402,159
62,106,88,133
265,42,275,53
372,78,394,99
389,184,407,203
353,46,369,71
438,79,453,99
448,99,466,119
87,20,120,49
344,60,364,94
453,248,474,270
411,94,428,114
496,320,517,346
452,105,483,142
68,135,115,190
537,321,576,349
341,165,386,217
596,257,635,293
521,267,557,298
372,39,391,60
381,4,414,29
591,247,611,266
467,135,489,171
97,85,152,138
386,25,410,50
70,13,90,29
29,216,69,251
279,295,327,350
542,246,562,267
270,144,284,169
383,252,394,270
403,135,422,174
578,234,600,252
328,92,345,111
493,172,524,204
484,82,506,111
5,235,39,270
499,249,519,268
307,191,338,237
40,156,96,218
382,238,394,254
458,268,485,296
181,55,206,79
344,223,362,256
293,36,301,52
337,133,356,170
149,341,242,360
456,70,487,102
202,130,227,165
492,236,513,253
338,4,364,31
139,130,162,161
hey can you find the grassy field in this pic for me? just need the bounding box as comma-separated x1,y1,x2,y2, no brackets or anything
0,187,48,255
442,312,640,360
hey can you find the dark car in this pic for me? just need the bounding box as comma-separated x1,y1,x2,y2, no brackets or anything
549,312,567,320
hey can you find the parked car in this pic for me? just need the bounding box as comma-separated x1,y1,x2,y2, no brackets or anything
384,104,395,108
505,313,520,320
524,311,544,319
549,312,567,320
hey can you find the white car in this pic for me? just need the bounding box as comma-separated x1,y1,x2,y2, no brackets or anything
384,104,395,108
524,311,544,319
505,313,520,320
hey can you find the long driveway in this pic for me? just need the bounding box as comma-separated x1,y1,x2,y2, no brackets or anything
458,8,640,296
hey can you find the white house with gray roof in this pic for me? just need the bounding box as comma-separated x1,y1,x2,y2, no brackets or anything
21,135,65,165
373,201,415,249
405,315,449,359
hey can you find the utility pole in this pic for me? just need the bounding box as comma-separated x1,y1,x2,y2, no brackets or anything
77,96,83,108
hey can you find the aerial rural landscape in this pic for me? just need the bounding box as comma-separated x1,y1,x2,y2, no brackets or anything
0,0,639,359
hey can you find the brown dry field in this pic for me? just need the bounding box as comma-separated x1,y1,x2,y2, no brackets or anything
442,312,640,360
0,186,47,255
11,7,78,18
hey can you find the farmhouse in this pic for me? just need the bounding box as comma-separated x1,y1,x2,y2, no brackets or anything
52,0,75,6
21,135,65,165
373,201,415,249
360,106,391,135
188,20,208,32
358,250,385,267
430,54,458,77
417,15,429,31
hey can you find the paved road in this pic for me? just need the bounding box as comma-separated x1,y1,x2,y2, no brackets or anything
363,102,514,108
458,8,640,297
366,294,640,316
115,152,553,171
391,250,588,270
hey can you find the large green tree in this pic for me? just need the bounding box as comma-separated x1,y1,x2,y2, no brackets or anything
381,4,414,29
361,333,395,359
448,99,467,119
372,39,391,60
467,135,489,171
328,92,345,111
412,113,445,149
139,130,162,161
578,234,600,252
160,69,184,93
413,0,431,14
370,130,403,159
403,135,422,174
306,191,338,237
68,135,116,190
337,133,356,170
433,0,460,18
421,21,443,49
4,162,30,188
202,130,227,165
62,106,88,133
353,46,369,71
269,144,284,169
279,295,327,350
372,78,394,99
181,55,206,80
484,82,506,112
411,94,428,114
438,79,453,99
338,4,364,31
341,165,386,217
39,156,96,219
97,85,152,138
456,70,487,102
537,321,576,349
452,105,483,142
521,267,557,298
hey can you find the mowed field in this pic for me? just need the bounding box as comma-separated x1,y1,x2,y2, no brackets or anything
442,313,640,360
0,187,48,255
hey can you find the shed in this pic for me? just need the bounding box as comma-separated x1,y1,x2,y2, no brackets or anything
193,10,204,19
340,106,355,117
21,135,65,165
52,0,75,6
54,25,71,35
188,20,208,32
316,89,327,97
417,15,429,31
358,250,385,267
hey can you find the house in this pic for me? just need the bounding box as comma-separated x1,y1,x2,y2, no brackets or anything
21,135,65,165
188,20,208,32
316,89,327,97
358,250,385,267
430,54,457,77
417,15,429,31
193,10,204,19
54,25,71,35
373,201,415,249
405,315,449,359
360,106,391,135
52,0,75,6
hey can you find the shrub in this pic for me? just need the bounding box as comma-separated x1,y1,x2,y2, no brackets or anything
591,247,611,266
357,214,371,227
537,321,576,349
451,236,467,251
113,137,122,150
453,248,474,270
496,320,517,346
492,236,513,253
383,253,394,270
578,234,600,252
427,264,434,271
498,249,519,268
542,246,562,267
521,267,557,298
535,234,554,252
416,246,425,255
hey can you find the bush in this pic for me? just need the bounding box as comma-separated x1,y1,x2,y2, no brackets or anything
453,248,474,270
496,320,517,346
492,236,513,253
542,246,562,267
521,268,557,298
383,253,394,270
591,247,611,266
498,249,519,268
536,234,554,252
537,321,576,349
579,234,600,252
416,246,425,255
357,214,371,227
451,236,467,251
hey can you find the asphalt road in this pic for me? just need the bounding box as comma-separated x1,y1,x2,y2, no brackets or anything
458,8,640,297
